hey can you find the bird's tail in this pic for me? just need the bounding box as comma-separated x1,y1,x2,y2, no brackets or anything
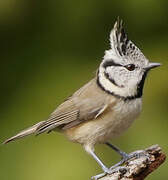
3,121,45,144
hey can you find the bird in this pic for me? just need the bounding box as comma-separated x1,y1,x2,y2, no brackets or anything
3,18,160,179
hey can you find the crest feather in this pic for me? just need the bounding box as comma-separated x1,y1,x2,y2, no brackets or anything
110,17,129,56
110,17,145,61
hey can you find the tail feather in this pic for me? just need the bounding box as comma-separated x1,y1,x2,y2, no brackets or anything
3,121,45,144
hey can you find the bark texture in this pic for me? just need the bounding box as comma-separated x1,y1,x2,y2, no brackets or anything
98,145,166,180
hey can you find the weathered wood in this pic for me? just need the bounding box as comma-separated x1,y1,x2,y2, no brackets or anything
97,145,166,180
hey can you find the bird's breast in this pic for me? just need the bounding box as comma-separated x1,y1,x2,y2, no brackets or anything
65,98,142,146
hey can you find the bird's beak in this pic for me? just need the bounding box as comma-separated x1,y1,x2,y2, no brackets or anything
145,62,161,71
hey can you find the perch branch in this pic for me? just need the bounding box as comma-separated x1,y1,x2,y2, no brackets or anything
97,144,166,180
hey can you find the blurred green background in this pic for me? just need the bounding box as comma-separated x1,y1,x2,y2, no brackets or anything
0,0,167,180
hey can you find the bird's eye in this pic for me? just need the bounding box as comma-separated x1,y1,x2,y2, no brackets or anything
125,64,135,71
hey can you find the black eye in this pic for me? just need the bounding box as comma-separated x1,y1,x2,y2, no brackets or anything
125,64,135,71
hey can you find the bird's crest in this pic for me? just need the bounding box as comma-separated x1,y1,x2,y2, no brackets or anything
109,17,145,61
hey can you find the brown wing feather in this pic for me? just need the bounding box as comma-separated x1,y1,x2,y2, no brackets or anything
36,78,112,135
36,101,107,135
3,79,116,144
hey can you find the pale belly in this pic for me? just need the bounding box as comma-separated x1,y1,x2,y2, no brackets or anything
65,98,142,146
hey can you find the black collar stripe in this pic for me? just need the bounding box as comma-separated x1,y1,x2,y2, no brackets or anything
96,70,148,101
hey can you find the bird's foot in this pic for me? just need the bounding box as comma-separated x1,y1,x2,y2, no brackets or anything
109,150,149,170
91,151,149,180
122,150,149,162
91,172,106,180
91,166,127,180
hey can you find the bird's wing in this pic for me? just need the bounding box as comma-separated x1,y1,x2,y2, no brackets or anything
36,78,115,134
36,101,108,134
3,78,116,144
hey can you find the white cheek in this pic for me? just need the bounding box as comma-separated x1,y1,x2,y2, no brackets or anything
129,70,143,86
106,67,130,87
99,66,138,97
118,69,129,84
128,78,138,87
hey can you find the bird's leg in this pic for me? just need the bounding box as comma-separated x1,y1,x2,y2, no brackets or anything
86,147,113,180
89,150,111,174
86,145,129,180
105,142,146,170
105,142,129,159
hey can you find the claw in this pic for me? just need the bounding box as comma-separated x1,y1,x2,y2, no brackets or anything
91,172,106,180
91,166,128,180
91,167,113,180
109,151,149,171
102,167,112,174
123,151,147,162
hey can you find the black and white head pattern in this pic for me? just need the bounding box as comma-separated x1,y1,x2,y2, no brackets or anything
97,18,155,100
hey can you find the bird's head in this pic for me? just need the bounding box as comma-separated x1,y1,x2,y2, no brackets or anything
97,18,160,100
